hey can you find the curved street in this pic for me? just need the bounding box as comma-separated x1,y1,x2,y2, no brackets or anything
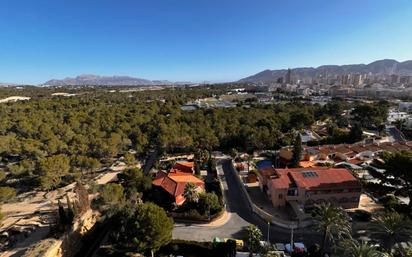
173,159,321,245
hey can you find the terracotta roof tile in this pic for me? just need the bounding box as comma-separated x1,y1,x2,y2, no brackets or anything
171,161,194,173
271,168,360,190
152,171,204,205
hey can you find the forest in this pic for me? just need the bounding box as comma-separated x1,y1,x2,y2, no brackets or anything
0,86,388,192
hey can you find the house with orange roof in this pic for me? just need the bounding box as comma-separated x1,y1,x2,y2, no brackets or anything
279,141,412,167
152,171,204,205
258,167,361,209
170,161,195,174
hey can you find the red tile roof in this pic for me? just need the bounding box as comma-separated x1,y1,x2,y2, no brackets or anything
170,161,194,174
271,169,293,189
348,158,364,165
152,171,204,205
270,168,360,190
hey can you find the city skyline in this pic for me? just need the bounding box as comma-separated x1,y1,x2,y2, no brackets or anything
1,0,412,84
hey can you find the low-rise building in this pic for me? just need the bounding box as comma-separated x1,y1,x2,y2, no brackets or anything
152,161,204,205
257,166,361,210
279,141,412,166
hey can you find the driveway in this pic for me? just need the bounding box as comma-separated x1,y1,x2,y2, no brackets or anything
173,159,321,245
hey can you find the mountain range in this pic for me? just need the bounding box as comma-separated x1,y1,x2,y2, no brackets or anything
43,74,191,86
239,59,412,83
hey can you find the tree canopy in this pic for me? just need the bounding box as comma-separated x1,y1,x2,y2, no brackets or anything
117,202,173,256
377,151,412,207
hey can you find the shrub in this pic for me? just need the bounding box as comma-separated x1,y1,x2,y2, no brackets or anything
0,170,6,181
205,179,223,198
0,186,16,203
198,192,222,215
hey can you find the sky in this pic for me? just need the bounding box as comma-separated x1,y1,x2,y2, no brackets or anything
1,0,412,84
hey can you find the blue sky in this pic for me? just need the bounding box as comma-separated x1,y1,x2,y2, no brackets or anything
1,0,412,84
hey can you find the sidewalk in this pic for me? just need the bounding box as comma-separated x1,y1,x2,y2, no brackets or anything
174,210,231,228
245,181,293,221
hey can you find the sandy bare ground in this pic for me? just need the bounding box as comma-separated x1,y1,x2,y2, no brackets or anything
0,160,141,256
348,193,384,213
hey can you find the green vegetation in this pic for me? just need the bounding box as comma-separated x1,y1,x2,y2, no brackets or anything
197,192,221,216
38,154,70,190
339,239,387,257
0,186,16,203
373,212,412,251
246,224,263,256
312,203,351,253
183,182,199,203
113,202,174,257
0,170,6,182
378,151,412,208
0,86,340,194
0,205,3,221
351,101,389,129
117,168,152,196
95,183,126,215
291,134,302,167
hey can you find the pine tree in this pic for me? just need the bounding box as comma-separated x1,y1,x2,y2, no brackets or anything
291,134,302,168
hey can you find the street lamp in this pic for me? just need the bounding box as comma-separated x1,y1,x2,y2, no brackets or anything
267,221,270,244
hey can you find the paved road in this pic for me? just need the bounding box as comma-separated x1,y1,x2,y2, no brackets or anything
142,148,159,175
173,159,321,245
387,126,406,142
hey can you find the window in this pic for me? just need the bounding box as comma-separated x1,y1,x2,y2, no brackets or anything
287,188,298,196
278,194,283,199
301,170,319,178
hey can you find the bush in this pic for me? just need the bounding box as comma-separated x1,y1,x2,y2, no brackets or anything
379,194,410,214
379,194,398,208
364,182,395,198
198,192,222,215
0,170,6,181
205,179,223,198
0,186,16,203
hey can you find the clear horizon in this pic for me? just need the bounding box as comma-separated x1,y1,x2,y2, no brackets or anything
1,0,412,84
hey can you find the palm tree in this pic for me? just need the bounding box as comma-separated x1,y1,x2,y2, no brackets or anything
183,182,199,203
392,244,412,257
373,212,412,251
312,203,351,253
340,239,388,257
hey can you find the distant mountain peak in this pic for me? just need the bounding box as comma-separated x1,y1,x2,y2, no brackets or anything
43,74,190,86
239,59,412,83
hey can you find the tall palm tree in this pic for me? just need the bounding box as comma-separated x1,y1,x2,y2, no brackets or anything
340,239,388,257
183,182,199,203
312,203,351,253
373,211,412,251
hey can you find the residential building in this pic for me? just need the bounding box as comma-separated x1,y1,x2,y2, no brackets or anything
257,166,362,209
153,172,204,205
279,141,412,167
387,110,409,123
285,68,292,84
171,161,195,174
399,102,412,113
152,161,204,205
